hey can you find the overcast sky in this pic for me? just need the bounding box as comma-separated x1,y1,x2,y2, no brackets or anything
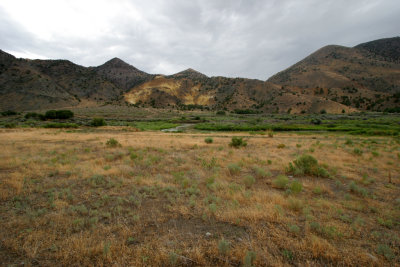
0,0,399,80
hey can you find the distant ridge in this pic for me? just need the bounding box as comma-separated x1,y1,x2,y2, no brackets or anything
1,37,399,112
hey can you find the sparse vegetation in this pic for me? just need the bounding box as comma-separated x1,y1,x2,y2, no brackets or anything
229,137,247,148
204,137,213,144
44,110,74,119
106,138,120,147
91,117,107,127
0,117,399,266
287,154,330,177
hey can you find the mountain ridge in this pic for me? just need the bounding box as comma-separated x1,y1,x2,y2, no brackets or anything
1,37,399,112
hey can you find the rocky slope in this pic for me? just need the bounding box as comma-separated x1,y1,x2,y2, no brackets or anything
268,37,400,111
1,37,399,112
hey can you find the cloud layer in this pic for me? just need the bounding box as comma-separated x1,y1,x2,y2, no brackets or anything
1,0,399,79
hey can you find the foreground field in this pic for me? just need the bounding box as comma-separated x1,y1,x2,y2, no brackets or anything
0,128,399,266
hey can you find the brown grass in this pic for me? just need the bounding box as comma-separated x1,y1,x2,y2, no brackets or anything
0,128,399,266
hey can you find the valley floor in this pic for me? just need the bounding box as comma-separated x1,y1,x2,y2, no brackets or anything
0,128,399,266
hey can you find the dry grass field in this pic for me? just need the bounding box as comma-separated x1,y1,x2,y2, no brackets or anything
0,128,399,266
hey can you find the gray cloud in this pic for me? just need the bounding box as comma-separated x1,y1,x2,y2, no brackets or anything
0,0,399,79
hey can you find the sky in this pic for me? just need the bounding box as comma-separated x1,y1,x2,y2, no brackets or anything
0,0,399,80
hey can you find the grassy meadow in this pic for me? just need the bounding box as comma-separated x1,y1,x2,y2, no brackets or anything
0,124,399,266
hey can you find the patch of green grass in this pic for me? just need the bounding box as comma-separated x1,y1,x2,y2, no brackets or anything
288,224,300,234
353,148,363,155
43,123,79,128
349,181,368,197
132,121,178,131
377,244,394,261
243,250,256,267
218,238,230,256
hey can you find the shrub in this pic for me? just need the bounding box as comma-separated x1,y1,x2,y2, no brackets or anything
4,123,16,128
227,163,241,175
106,138,120,148
243,175,256,188
91,118,106,127
253,166,270,179
288,224,300,234
1,110,17,116
353,148,363,155
287,198,303,211
229,137,247,148
267,131,274,138
377,244,394,261
349,181,368,197
243,251,256,267
45,110,74,119
204,137,213,144
218,238,230,255
216,111,226,115
311,118,321,125
287,154,329,178
273,175,289,189
25,112,43,120
289,180,303,194
55,110,74,119
277,144,285,149
344,139,353,145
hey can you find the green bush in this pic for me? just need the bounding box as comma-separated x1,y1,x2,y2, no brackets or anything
106,138,120,148
25,112,44,120
91,118,106,127
218,238,230,255
277,144,285,149
377,244,394,261
227,163,241,175
204,137,213,144
229,137,247,148
216,111,226,115
287,154,329,178
4,123,16,128
288,224,300,234
253,166,270,179
349,181,368,197
344,139,353,145
353,148,363,155
290,180,303,194
273,175,289,189
243,175,256,188
1,110,17,116
243,250,256,267
45,110,74,119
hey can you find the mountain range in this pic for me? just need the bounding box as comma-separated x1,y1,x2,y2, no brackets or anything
1,37,399,113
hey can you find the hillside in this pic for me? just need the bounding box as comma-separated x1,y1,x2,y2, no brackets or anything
94,58,153,90
268,37,400,111
1,37,400,113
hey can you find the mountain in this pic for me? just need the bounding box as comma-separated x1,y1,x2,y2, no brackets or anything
1,37,399,113
0,51,143,110
94,57,153,90
268,37,400,111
